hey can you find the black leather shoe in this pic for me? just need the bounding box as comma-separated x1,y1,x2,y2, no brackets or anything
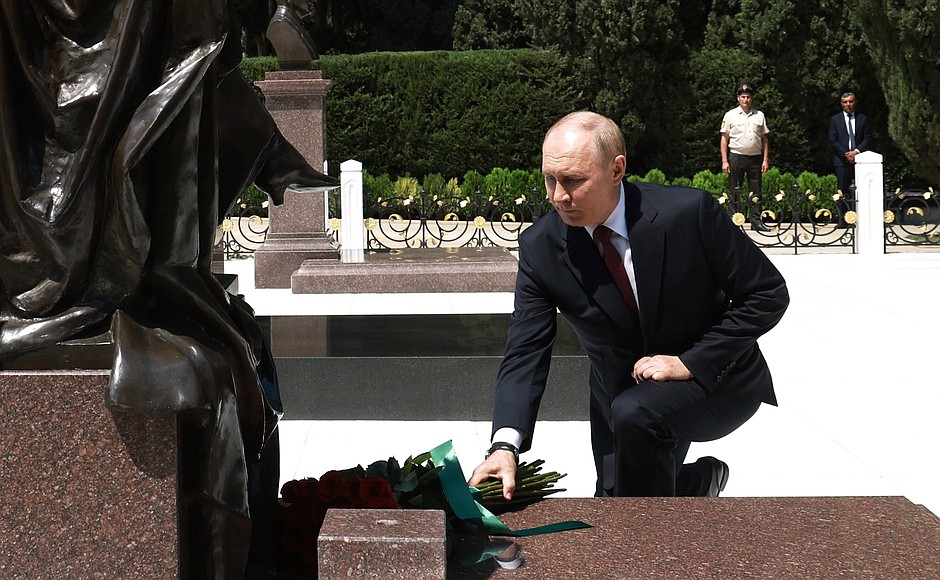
699,456,729,497
750,220,771,232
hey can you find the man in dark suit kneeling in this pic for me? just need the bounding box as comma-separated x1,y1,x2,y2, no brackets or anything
470,112,789,498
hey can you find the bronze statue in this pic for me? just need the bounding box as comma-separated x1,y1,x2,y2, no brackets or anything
267,0,320,69
0,1,337,577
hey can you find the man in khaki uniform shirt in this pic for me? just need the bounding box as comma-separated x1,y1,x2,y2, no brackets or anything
720,82,770,231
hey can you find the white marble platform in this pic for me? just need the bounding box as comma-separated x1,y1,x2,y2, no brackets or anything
227,252,940,516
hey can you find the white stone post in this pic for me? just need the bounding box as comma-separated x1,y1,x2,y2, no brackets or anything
340,159,365,263
855,150,885,256
323,160,330,233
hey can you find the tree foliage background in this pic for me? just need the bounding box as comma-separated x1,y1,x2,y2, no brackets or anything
239,0,937,185
452,0,933,185
851,0,940,183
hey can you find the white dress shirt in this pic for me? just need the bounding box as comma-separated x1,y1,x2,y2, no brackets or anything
844,112,857,151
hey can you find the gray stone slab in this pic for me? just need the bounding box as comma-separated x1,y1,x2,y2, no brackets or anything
267,312,591,421
275,355,589,421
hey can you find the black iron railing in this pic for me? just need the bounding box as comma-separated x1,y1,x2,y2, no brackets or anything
217,196,270,259
884,187,940,247
719,183,856,254
219,183,940,258
353,187,546,250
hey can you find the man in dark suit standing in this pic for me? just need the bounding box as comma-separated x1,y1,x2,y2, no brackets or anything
828,92,870,225
469,112,789,498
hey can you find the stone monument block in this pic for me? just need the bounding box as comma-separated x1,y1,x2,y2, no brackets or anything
254,70,339,289
318,509,446,579
0,371,178,578
291,248,519,294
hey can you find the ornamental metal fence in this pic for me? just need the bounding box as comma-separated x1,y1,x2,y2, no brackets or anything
217,198,270,258
344,187,547,251
216,158,938,259
884,187,940,248
677,183,856,255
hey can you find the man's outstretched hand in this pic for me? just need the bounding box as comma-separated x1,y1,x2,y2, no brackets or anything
468,450,517,500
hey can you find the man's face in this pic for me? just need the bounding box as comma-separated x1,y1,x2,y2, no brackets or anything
737,92,754,111
542,129,624,227
840,95,857,114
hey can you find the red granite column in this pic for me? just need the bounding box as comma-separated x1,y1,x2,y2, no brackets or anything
253,70,339,289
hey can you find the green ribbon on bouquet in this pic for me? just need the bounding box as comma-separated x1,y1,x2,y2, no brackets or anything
429,440,591,537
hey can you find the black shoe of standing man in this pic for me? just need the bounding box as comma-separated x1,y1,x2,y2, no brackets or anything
750,218,771,232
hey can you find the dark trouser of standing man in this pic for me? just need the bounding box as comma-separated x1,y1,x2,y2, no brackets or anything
834,164,855,227
729,153,769,231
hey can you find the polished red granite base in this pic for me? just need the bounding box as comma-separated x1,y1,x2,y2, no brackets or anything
319,509,447,579
450,497,940,579
0,371,178,578
291,248,518,294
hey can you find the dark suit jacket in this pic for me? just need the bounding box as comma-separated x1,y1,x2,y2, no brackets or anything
492,182,789,452
829,111,870,166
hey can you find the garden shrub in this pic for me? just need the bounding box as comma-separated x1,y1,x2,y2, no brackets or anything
691,170,728,195
642,169,668,185
460,170,486,199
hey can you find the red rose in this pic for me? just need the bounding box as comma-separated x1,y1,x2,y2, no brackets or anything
363,496,402,509
358,478,396,502
281,477,319,504
317,471,347,504
342,477,361,505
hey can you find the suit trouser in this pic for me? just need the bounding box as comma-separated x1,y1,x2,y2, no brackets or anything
591,379,761,496
834,163,856,195
833,164,856,225
728,153,763,221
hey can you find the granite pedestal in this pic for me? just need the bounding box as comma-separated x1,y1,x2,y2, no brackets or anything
450,497,940,579
0,371,179,578
318,509,446,579
254,69,339,289
290,247,518,293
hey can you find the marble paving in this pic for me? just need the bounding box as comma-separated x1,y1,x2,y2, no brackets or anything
226,251,940,517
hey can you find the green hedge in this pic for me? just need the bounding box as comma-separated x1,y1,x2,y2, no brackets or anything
347,165,841,222
359,167,549,221
238,52,842,221
240,50,576,180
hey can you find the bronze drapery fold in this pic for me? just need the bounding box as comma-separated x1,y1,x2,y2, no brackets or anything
0,1,337,576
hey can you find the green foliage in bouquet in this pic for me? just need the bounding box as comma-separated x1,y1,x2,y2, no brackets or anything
340,451,450,512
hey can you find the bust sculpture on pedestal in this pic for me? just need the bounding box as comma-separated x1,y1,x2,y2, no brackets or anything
267,0,320,69
0,1,337,577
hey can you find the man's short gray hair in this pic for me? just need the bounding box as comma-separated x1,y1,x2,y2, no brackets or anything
545,111,626,166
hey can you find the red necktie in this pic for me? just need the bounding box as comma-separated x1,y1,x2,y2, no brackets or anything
594,225,639,319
